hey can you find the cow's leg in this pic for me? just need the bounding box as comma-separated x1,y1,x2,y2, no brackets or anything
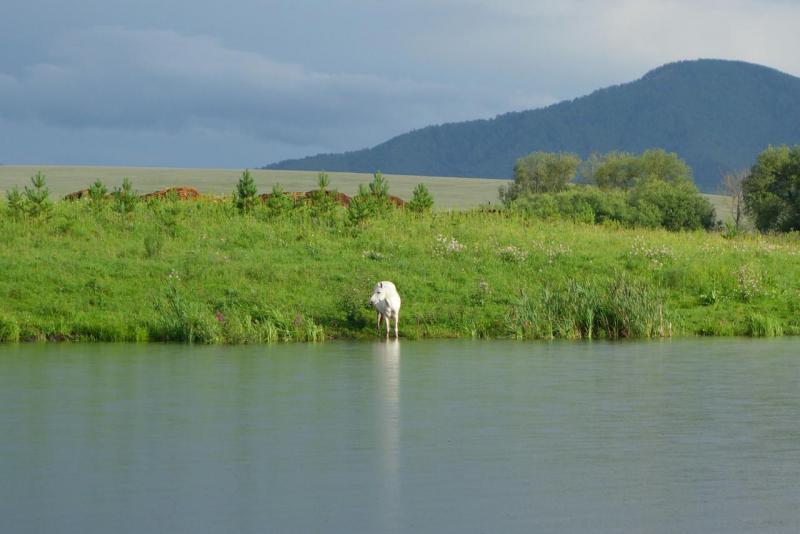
384,314,390,337
376,312,383,333
394,310,399,338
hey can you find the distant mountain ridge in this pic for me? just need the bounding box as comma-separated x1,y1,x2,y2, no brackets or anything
265,59,800,191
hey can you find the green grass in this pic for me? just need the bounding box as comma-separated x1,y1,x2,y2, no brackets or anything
1,192,798,343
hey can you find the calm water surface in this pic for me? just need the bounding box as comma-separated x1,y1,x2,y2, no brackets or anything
1,339,799,533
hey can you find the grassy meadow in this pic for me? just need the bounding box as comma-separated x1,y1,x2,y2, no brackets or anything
0,178,797,343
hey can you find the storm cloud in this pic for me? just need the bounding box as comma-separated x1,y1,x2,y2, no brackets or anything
1,0,799,167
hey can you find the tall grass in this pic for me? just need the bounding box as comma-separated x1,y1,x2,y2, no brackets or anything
505,276,670,340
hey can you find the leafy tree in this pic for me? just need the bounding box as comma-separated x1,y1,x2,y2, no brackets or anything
637,149,693,183
501,151,580,203
586,151,639,190
588,149,692,190
408,183,434,213
234,169,258,213
629,179,715,230
743,145,800,232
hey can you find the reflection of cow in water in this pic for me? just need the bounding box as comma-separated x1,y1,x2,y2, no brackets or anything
369,281,401,338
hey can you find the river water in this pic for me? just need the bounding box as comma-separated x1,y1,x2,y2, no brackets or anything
1,339,799,533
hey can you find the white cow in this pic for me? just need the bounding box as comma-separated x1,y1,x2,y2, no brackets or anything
369,281,401,338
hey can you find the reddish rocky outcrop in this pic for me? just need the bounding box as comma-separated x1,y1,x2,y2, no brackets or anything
141,186,201,201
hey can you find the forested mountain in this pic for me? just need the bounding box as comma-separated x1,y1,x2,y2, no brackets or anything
265,59,800,191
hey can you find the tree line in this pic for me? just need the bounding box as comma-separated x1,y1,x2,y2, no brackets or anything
501,146,800,233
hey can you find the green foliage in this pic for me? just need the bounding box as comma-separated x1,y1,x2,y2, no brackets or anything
23,171,53,218
348,184,375,225
5,186,25,219
0,314,21,342
512,181,714,231
234,169,258,213
346,171,397,224
743,145,800,232
317,171,330,190
88,179,108,211
745,312,783,337
628,179,715,230
113,178,139,214
408,183,434,213
152,281,221,343
505,276,670,340
4,172,54,219
144,234,164,258
265,183,293,215
585,149,692,191
502,151,580,202
368,170,390,198
306,172,337,216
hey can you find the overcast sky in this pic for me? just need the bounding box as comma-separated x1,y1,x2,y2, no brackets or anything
1,0,799,168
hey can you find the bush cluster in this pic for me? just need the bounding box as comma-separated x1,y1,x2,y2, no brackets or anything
501,149,714,231
511,182,715,231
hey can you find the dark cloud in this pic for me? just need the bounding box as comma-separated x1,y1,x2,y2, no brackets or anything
1,1,799,166
0,27,508,153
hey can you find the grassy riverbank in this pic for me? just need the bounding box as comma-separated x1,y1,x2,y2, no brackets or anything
1,196,798,343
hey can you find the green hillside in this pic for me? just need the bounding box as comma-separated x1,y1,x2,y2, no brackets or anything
267,59,800,192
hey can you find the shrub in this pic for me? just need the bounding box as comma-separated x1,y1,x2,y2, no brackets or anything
23,171,52,218
628,179,715,230
234,169,258,213
5,186,25,219
347,173,396,225
408,183,434,213
88,179,108,211
113,178,139,214
347,184,374,225
265,183,294,215
368,170,390,199
306,172,337,216
513,187,630,225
